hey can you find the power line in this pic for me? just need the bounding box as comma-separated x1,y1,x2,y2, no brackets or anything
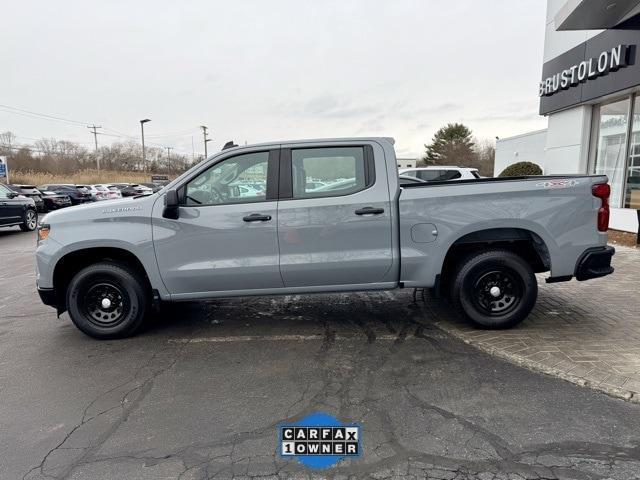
0,103,90,126
0,103,196,155
0,103,198,142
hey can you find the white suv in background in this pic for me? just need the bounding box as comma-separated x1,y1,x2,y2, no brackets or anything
398,166,480,182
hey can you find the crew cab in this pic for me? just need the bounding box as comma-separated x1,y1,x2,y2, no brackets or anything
35,138,614,339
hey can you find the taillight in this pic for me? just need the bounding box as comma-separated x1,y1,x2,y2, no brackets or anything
592,183,610,232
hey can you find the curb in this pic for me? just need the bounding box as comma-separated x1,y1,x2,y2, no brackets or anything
436,322,638,405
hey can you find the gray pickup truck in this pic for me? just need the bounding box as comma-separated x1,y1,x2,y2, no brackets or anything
35,137,614,339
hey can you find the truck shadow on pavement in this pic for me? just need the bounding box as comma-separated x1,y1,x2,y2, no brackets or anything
14,289,640,480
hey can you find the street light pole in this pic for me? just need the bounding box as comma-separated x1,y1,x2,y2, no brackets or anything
140,119,151,169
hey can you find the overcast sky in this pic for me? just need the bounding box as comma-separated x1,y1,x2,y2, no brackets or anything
2,0,547,158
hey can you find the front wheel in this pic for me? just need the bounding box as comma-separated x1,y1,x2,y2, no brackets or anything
20,209,37,231
66,263,149,339
451,250,537,329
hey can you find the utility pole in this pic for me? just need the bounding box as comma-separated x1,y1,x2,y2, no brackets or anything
87,125,102,170
200,125,211,158
165,146,173,162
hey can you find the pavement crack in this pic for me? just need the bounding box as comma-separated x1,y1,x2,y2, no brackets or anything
403,386,515,460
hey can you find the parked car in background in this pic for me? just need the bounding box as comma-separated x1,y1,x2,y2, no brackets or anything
97,184,123,199
79,184,110,201
0,183,38,231
40,191,73,211
139,182,163,194
118,184,153,197
399,166,481,182
38,184,93,205
6,184,46,212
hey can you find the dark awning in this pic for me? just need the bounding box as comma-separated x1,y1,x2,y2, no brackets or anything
555,0,640,30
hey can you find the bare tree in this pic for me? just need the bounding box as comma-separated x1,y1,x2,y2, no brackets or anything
0,131,16,157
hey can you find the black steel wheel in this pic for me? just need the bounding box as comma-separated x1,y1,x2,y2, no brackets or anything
20,209,38,231
471,270,523,316
66,262,148,339
80,282,129,328
451,250,537,329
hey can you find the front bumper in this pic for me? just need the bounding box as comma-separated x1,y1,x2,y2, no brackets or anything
575,246,615,281
37,287,58,308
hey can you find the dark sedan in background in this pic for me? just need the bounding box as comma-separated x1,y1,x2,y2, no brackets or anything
38,184,93,205
6,185,45,212
110,183,153,197
40,190,73,211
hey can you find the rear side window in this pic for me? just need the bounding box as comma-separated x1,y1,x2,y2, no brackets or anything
0,184,11,199
439,170,462,180
291,146,369,198
416,170,442,181
417,169,461,181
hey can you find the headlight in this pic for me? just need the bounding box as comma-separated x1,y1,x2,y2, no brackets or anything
37,224,50,242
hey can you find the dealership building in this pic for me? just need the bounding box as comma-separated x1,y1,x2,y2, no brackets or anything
495,0,640,233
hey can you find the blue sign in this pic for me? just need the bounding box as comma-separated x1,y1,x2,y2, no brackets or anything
0,161,6,178
279,412,361,469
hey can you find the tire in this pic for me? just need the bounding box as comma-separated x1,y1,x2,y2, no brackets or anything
66,262,149,339
450,249,537,329
20,209,38,231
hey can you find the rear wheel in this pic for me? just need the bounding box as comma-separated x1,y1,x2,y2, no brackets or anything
66,262,148,339
20,209,37,231
450,250,537,329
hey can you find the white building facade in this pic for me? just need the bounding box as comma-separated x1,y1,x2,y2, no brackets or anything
396,158,417,169
495,0,640,233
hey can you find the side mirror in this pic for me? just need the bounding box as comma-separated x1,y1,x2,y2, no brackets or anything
163,189,180,219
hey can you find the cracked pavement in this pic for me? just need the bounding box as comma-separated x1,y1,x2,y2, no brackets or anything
1,229,640,480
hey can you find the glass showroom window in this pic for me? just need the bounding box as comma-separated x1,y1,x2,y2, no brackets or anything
626,96,640,209
593,98,630,208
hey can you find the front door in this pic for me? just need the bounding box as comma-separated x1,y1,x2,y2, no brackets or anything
152,149,283,297
277,144,394,287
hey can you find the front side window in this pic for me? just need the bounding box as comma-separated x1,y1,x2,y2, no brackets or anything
593,98,630,207
185,151,269,206
291,147,366,198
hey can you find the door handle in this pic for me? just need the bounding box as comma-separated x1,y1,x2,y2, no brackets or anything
355,207,384,215
243,213,272,222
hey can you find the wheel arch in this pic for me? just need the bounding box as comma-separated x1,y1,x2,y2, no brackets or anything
439,227,551,291
52,247,151,315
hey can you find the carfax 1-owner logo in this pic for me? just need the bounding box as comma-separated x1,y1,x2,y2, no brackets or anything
279,412,361,469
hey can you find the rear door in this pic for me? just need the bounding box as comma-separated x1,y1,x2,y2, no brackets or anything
0,185,23,225
277,143,394,287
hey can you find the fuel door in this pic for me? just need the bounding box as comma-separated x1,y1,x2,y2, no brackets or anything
411,223,438,243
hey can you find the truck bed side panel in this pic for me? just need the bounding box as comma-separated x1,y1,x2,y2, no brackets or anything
398,176,608,287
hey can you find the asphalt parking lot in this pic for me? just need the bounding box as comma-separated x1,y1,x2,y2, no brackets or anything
2,228,640,480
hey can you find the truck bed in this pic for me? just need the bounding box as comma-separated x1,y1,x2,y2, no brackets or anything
397,174,609,287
